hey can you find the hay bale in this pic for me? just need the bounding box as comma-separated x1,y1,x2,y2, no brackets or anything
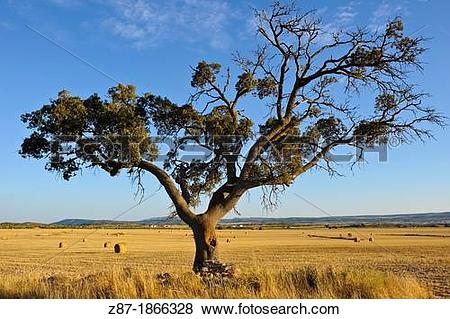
82,238,87,242
114,243,127,253
104,241,112,248
354,236,360,242
58,242,65,248
347,232,352,237
368,236,374,242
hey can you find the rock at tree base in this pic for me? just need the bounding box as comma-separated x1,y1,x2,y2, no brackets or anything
156,272,172,286
198,260,238,279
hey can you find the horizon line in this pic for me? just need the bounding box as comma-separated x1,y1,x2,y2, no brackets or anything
1,210,449,224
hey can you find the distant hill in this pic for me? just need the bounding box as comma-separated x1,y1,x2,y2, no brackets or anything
2,211,448,229
53,216,173,226
50,211,450,227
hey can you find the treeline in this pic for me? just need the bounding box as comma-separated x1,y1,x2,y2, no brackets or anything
0,223,163,229
1,222,448,230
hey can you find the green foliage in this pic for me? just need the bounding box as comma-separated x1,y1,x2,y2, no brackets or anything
191,61,221,88
349,47,384,66
375,93,397,112
314,117,347,143
386,18,404,38
20,132,50,159
346,18,423,73
20,84,157,180
255,76,277,99
354,121,389,146
394,37,423,62
205,106,252,138
258,117,280,136
147,96,202,136
235,71,257,95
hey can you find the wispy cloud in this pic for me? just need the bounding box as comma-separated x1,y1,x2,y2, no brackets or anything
318,1,358,45
101,0,240,50
335,3,358,24
370,1,407,31
47,0,81,6
319,0,411,43
0,21,13,31
8,0,80,10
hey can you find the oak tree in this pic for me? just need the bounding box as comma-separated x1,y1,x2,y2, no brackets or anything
20,2,444,271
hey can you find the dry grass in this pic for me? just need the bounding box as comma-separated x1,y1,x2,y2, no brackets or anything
0,227,448,298
0,266,430,299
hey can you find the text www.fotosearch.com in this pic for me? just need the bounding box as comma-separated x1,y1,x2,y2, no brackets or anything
200,302,340,315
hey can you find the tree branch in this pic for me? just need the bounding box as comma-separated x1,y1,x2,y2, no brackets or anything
138,160,197,225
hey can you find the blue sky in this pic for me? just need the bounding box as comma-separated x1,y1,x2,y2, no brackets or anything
0,0,449,223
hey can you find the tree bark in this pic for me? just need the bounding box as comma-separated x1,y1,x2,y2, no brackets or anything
191,213,219,272
138,160,197,226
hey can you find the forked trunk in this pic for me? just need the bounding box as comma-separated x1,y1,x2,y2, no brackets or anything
191,216,219,272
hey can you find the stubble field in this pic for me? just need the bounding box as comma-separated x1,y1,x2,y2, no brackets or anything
0,226,448,298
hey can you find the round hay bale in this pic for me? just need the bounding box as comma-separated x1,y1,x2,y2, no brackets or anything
354,236,360,242
104,241,112,248
114,243,127,253
82,238,87,242
368,236,374,242
347,232,352,237
58,242,64,248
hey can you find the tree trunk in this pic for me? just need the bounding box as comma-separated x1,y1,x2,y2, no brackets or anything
191,215,219,272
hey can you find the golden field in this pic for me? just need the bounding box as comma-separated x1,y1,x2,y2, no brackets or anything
0,226,448,298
